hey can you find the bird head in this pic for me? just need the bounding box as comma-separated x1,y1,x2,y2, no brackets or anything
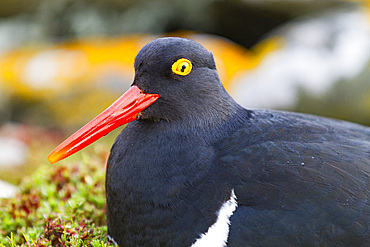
48,37,235,164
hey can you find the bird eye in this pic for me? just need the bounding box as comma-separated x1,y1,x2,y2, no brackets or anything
171,58,192,76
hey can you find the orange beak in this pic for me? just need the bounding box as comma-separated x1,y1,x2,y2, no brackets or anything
47,85,160,164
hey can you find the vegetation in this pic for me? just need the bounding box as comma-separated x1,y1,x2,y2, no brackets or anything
0,141,115,247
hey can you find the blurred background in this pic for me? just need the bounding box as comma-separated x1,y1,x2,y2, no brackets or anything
0,0,369,197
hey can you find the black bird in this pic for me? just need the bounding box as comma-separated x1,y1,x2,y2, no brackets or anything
48,37,370,247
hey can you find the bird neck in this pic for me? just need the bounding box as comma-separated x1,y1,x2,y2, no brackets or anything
138,101,250,145
154,93,246,131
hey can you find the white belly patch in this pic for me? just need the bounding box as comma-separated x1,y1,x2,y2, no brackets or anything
191,189,238,247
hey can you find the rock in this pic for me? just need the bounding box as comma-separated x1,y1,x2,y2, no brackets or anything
0,179,17,198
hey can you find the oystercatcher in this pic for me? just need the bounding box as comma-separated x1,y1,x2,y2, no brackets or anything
48,37,370,246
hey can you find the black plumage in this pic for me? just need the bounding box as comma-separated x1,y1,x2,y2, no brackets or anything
103,37,370,246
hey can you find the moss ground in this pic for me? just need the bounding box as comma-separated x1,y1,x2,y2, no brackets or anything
0,139,116,246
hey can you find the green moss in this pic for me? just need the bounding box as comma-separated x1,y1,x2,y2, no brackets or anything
0,143,115,247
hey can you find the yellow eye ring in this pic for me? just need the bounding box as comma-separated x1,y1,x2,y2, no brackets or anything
172,58,192,76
